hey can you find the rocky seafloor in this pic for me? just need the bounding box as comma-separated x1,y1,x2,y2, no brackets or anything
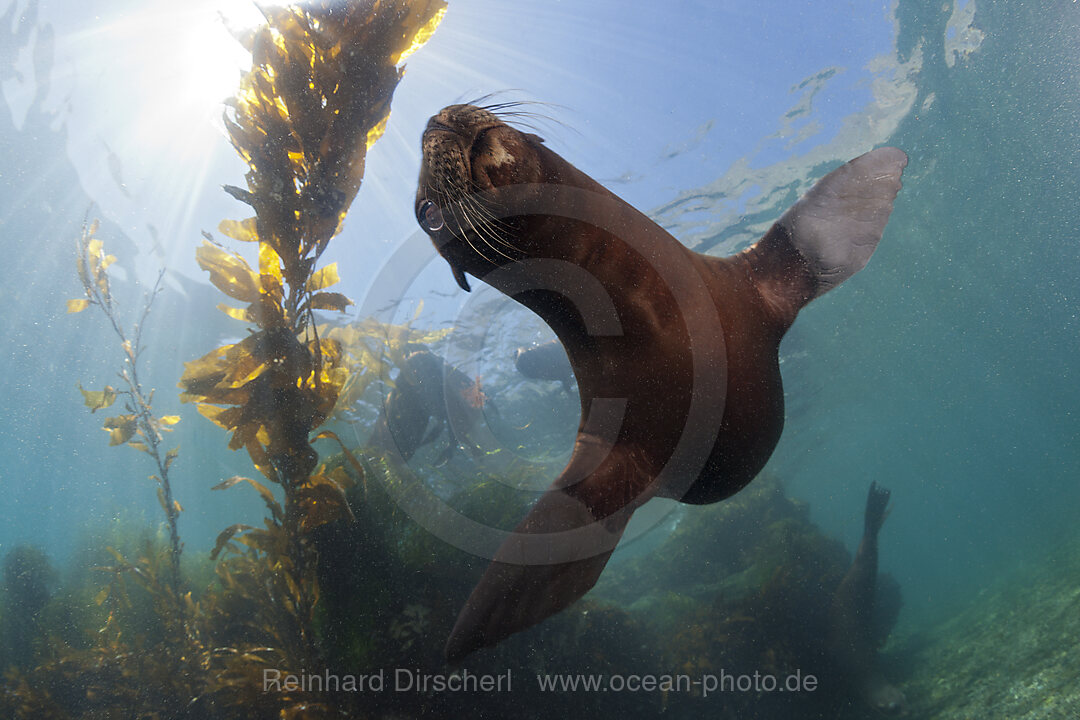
896,529,1080,720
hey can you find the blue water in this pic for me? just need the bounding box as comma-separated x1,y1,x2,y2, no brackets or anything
0,0,1078,716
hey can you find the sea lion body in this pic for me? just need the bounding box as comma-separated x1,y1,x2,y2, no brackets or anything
415,104,907,661
372,349,481,462
828,482,907,714
514,340,575,390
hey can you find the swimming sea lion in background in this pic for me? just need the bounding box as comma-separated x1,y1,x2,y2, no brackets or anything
514,339,574,391
414,103,907,662
370,348,483,463
828,482,907,714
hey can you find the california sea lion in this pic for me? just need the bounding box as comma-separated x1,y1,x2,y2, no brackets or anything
828,482,907,714
414,103,907,662
371,348,483,463
514,339,574,391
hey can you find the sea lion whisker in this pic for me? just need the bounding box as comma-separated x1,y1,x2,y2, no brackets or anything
446,196,503,266
463,202,520,262
486,109,570,136
442,96,570,141
486,109,556,125
431,173,500,266
461,90,519,108
473,99,572,135
457,199,516,262
466,212,523,259
458,191,521,253
478,99,564,115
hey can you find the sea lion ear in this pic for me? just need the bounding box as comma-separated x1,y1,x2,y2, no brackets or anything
523,132,545,145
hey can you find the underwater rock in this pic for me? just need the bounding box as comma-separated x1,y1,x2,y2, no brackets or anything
896,529,1080,719
592,478,908,718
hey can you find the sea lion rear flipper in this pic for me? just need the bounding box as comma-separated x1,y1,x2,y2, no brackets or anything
752,147,908,321
445,443,650,663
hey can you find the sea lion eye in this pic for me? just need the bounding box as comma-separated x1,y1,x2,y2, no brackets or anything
417,200,444,232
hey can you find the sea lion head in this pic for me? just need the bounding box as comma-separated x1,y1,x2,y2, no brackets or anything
415,104,555,292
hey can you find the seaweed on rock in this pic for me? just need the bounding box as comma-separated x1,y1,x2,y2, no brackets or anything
608,477,908,719
0,546,54,671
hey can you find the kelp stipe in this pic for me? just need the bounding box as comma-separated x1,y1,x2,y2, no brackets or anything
177,1,446,715
68,219,185,590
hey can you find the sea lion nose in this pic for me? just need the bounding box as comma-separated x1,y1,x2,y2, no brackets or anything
424,117,454,136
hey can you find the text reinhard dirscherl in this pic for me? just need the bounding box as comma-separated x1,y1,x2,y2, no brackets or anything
263,668,818,698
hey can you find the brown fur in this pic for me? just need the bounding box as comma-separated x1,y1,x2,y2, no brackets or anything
414,104,907,662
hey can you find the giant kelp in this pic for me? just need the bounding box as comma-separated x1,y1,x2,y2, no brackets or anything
1,224,212,719
68,220,184,589
175,0,446,715
2,2,446,719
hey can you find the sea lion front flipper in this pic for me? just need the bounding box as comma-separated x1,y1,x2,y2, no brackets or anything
445,442,652,663
751,147,908,321
863,481,891,539
419,417,445,448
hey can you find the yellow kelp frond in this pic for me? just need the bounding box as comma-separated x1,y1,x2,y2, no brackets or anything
306,292,352,312
318,316,451,415
78,382,117,412
218,217,259,243
294,471,354,531
196,241,262,304
71,218,116,310
103,414,138,446
305,262,340,292
394,5,447,64
365,115,390,150
224,0,447,287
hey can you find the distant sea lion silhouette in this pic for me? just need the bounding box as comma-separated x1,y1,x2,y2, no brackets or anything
414,103,907,662
828,482,907,714
514,339,574,392
370,348,483,464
